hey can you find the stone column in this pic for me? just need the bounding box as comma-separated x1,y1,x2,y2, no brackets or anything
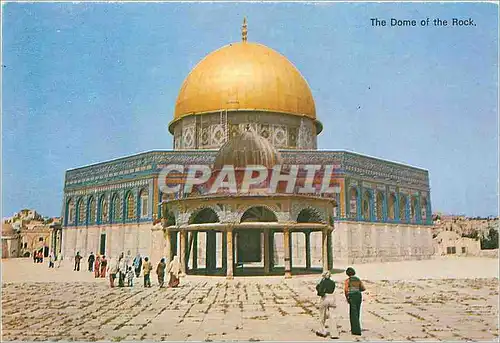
322,228,329,272
327,229,333,270
226,229,234,279
222,231,227,271
305,231,311,270
284,228,291,278
264,228,270,274
180,230,187,275
164,228,171,265
192,232,198,270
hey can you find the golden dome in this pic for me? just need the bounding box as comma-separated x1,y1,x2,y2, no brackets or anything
214,130,282,170
173,41,316,122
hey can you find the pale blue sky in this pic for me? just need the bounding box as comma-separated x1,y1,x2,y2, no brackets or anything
2,2,498,218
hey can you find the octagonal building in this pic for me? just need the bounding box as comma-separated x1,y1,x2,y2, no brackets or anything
60,21,433,278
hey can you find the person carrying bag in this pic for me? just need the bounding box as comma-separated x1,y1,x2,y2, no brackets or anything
315,271,339,339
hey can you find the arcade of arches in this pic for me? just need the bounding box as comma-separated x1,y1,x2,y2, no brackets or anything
348,187,430,224
160,197,335,279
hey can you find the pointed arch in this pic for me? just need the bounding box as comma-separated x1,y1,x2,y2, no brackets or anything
349,187,359,219
376,191,385,221
110,193,121,223
388,193,397,220
297,207,325,223
138,188,149,218
240,206,277,223
88,196,96,224
76,198,85,226
125,191,135,220
189,207,219,224
410,195,418,222
421,197,428,223
98,194,109,224
362,190,372,221
65,198,75,226
399,194,408,222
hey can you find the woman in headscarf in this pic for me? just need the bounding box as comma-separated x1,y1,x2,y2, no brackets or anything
167,255,181,288
100,255,107,278
344,267,366,336
94,255,101,278
133,254,142,278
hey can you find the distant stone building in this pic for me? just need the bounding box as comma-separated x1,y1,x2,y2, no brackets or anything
10,209,44,222
1,223,20,258
433,214,498,238
3,210,62,258
433,231,481,256
19,222,53,258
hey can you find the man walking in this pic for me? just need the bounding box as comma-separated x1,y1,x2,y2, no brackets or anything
88,252,95,272
143,257,152,288
315,271,339,339
118,254,127,287
108,257,118,288
156,258,166,288
74,252,82,271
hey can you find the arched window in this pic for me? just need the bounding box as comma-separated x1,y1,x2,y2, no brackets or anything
362,191,371,221
376,192,384,221
88,197,96,224
126,192,135,220
66,198,75,225
349,188,358,218
99,195,109,223
421,197,428,222
77,198,85,225
111,193,121,223
399,194,408,222
410,196,418,222
139,188,149,218
388,193,397,220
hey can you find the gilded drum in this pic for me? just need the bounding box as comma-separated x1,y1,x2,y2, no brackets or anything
174,42,316,120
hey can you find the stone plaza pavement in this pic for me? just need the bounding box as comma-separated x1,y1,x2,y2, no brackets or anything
1,257,499,342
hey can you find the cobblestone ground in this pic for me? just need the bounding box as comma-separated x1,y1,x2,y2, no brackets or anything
2,258,499,342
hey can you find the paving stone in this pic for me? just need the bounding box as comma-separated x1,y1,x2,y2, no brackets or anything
2,258,499,341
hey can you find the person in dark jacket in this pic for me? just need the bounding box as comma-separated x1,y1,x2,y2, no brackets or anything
74,252,82,271
315,271,339,339
88,252,95,272
344,267,366,336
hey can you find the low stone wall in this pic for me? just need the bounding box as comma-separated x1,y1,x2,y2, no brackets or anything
62,222,154,261
479,249,499,258
333,221,433,265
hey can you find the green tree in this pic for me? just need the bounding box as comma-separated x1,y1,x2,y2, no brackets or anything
480,228,499,250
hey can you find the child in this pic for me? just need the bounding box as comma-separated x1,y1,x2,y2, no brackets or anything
126,266,134,287
48,253,55,268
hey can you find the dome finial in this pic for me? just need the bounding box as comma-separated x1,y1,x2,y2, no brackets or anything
242,17,248,42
